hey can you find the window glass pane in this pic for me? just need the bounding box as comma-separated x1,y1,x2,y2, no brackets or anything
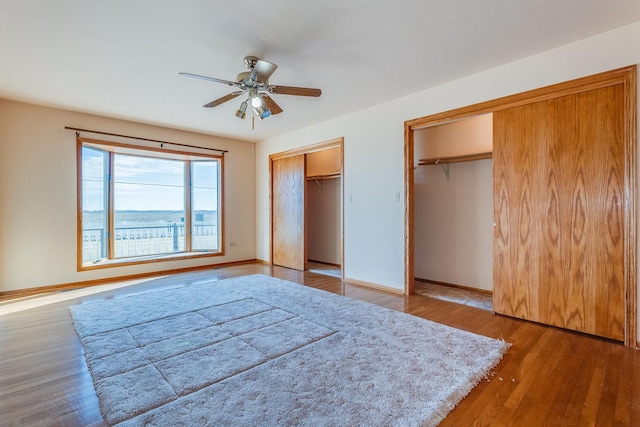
81,147,108,263
79,140,223,267
192,160,219,250
113,154,185,257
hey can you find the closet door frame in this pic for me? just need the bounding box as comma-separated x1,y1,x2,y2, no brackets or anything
404,65,637,347
269,138,345,278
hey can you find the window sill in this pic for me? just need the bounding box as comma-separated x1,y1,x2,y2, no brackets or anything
78,250,224,271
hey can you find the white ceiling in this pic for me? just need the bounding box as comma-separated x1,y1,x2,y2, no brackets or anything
2,1,640,142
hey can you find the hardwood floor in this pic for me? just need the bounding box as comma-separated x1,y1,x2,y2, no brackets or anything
1,263,639,426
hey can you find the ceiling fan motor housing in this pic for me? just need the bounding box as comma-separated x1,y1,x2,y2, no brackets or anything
243,56,259,70
236,71,267,86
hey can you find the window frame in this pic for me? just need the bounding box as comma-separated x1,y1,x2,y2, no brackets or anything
77,137,224,271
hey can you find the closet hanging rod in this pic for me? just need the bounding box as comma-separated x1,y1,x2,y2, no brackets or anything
65,126,228,154
306,172,341,181
418,151,492,166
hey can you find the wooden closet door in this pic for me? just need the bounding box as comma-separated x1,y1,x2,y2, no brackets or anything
272,155,307,270
494,85,625,341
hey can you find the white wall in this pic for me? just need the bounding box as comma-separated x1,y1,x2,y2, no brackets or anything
307,177,341,265
414,159,493,290
306,148,342,265
413,115,493,291
0,100,256,292
256,21,640,298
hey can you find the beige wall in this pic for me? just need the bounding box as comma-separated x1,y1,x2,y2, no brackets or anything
306,148,341,177
414,113,493,161
0,100,256,292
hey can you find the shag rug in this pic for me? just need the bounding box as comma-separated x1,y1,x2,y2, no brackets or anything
69,274,509,426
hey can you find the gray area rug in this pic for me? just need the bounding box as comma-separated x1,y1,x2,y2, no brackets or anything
70,274,509,426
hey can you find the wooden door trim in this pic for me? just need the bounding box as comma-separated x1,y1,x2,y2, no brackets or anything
269,138,344,161
404,65,637,347
269,138,345,279
406,66,636,130
404,122,415,295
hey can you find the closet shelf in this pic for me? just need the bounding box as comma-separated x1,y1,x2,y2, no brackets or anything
306,173,341,181
418,151,492,166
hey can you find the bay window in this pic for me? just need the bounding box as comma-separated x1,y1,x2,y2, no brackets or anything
78,138,223,269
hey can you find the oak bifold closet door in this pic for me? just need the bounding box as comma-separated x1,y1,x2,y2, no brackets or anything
272,154,307,271
493,84,625,341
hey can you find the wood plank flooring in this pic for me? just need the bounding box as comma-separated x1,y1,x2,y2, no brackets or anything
1,263,639,426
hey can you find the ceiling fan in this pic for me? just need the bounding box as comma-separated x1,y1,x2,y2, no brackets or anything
180,56,322,120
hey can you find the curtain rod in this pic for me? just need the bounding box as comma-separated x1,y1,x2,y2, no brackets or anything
65,126,228,154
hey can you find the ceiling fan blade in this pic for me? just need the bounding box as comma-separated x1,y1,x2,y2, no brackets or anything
262,95,283,115
250,60,278,84
179,72,240,87
203,91,244,108
268,85,322,97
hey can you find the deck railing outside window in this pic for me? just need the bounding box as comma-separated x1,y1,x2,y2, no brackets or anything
82,222,217,263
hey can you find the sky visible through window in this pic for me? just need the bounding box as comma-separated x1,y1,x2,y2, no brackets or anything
114,153,185,211
82,148,218,212
82,147,106,212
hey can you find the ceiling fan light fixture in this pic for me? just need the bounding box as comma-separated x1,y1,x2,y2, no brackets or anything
249,89,264,108
235,101,247,119
248,91,270,119
252,104,271,120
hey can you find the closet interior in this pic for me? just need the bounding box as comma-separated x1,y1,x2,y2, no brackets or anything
413,113,494,299
306,147,342,277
